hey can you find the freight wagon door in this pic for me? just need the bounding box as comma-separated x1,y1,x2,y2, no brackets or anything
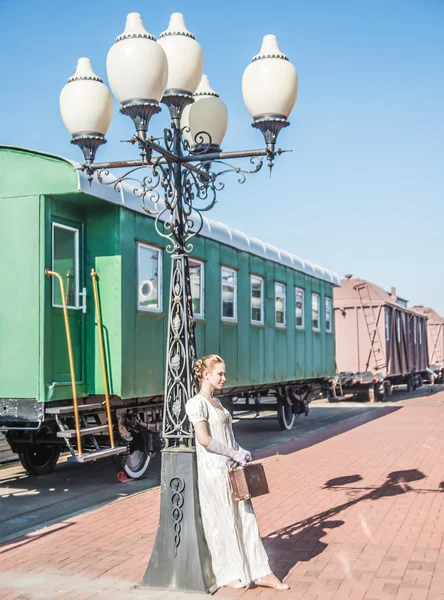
47,220,87,401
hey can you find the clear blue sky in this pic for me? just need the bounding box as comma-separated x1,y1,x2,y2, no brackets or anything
1,0,443,312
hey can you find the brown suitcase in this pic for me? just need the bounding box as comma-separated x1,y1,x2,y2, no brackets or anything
229,463,269,502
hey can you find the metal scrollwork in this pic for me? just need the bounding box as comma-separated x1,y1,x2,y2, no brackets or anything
89,126,266,442
170,476,185,556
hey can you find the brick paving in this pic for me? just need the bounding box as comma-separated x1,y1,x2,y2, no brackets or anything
2,390,444,599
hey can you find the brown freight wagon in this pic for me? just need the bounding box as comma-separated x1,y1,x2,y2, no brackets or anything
333,276,429,400
412,306,444,383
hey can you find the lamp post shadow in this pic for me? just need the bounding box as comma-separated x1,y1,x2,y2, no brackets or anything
263,468,432,581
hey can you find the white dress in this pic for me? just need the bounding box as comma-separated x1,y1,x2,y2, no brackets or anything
185,394,271,587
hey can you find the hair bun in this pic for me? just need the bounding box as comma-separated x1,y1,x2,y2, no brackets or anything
193,354,223,381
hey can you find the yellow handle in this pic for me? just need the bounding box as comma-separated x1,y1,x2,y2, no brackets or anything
91,269,115,448
45,269,82,455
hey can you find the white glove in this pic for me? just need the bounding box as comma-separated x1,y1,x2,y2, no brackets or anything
206,439,251,465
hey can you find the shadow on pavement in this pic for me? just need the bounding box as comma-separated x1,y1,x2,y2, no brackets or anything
264,468,436,580
256,405,401,460
0,521,74,554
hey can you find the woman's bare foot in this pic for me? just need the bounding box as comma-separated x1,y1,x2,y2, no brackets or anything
254,573,289,590
225,579,246,589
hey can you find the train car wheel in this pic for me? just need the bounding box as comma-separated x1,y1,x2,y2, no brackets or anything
114,433,153,479
118,450,152,479
384,381,393,396
18,427,61,476
277,403,295,430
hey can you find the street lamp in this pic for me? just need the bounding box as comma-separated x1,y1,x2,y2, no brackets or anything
59,12,298,592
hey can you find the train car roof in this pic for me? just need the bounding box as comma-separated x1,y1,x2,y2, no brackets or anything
0,146,340,286
335,277,427,317
412,306,444,324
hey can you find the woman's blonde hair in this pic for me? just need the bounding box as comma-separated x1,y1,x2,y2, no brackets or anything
194,354,224,381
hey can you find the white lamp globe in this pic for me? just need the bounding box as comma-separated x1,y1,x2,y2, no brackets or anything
242,35,298,119
157,13,204,95
106,13,168,104
60,58,113,136
182,75,228,150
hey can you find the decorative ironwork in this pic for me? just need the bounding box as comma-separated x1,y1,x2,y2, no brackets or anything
78,99,289,444
170,476,185,556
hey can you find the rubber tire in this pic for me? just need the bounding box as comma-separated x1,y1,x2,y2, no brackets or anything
114,431,154,479
18,443,61,476
375,387,386,402
384,381,393,396
118,450,153,479
277,402,295,430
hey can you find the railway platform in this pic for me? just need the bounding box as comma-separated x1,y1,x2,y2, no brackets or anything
2,389,444,599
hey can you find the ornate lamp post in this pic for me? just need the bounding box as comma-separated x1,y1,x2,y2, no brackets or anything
60,11,298,592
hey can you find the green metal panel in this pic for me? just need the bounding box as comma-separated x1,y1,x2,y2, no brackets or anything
190,236,206,359
294,272,307,379
237,252,250,386
248,255,265,384
285,268,296,381
203,240,220,356
0,148,78,199
86,204,121,397
0,195,40,399
264,264,275,383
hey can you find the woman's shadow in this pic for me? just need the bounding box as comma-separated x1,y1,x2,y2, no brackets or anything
264,469,427,580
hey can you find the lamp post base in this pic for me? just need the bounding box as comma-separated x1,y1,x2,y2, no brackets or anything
141,446,216,593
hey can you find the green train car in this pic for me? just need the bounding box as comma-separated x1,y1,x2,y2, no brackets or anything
0,146,339,478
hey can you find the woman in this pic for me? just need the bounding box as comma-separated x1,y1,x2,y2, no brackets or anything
185,354,289,591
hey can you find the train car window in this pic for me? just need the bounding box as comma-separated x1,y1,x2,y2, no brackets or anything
312,293,320,331
413,317,417,344
138,243,162,312
419,320,422,344
275,283,286,327
251,275,264,325
397,314,401,343
190,259,204,319
52,222,79,309
295,287,305,329
325,297,332,332
385,309,390,341
221,267,237,322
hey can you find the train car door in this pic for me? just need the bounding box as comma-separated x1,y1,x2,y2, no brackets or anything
47,220,87,401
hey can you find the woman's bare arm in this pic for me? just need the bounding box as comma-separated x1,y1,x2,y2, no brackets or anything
193,420,212,447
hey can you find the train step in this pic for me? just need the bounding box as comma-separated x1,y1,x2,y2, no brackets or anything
328,396,347,403
46,403,104,415
57,425,109,438
67,446,127,463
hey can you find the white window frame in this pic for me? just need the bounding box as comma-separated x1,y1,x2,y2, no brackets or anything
137,242,162,313
189,258,205,319
221,266,237,323
250,275,264,325
413,317,417,344
385,309,390,341
325,297,332,333
295,287,305,330
419,320,422,344
397,314,401,343
52,222,80,310
312,293,321,332
275,282,286,328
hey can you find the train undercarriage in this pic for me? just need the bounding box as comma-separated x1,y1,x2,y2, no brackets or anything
1,378,329,477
